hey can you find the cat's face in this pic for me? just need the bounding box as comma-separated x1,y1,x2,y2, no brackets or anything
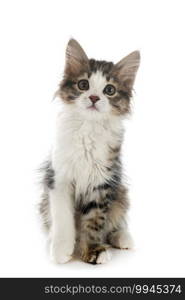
59,39,140,119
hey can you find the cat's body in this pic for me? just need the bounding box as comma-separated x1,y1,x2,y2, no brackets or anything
39,39,140,264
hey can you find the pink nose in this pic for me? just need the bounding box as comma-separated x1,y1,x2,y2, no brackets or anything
89,95,100,103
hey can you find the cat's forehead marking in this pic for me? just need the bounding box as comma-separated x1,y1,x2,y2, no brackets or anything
89,59,114,75
89,71,107,91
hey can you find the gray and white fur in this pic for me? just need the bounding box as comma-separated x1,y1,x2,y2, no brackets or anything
39,39,140,264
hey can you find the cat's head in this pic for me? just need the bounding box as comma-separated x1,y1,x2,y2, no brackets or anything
59,39,140,119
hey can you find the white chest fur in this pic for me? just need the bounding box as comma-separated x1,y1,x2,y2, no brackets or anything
52,110,123,195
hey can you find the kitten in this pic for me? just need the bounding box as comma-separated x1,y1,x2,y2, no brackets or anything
39,39,140,264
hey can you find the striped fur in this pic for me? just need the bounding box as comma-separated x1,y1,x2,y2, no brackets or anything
39,39,140,264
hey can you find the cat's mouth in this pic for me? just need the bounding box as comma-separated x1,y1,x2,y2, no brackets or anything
87,104,99,111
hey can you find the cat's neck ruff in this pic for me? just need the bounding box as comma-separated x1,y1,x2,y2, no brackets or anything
52,103,124,194
56,103,124,137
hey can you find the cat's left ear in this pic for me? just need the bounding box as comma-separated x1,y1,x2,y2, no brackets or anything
112,51,140,90
64,39,89,76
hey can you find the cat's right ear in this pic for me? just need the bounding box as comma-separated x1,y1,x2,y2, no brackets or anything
64,39,89,76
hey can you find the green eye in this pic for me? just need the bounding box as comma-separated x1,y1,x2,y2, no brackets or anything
78,79,89,91
103,84,116,96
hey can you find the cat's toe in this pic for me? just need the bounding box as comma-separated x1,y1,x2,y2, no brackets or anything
81,245,111,264
96,249,112,264
118,231,134,250
50,241,73,264
53,254,72,264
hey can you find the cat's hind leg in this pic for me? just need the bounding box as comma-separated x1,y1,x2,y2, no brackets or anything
107,229,134,250
106,183,133,250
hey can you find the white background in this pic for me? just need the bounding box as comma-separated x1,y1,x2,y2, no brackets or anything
0,0,185,277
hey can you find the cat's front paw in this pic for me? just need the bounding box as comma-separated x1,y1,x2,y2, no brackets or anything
50,240,74,264
81,245,111,264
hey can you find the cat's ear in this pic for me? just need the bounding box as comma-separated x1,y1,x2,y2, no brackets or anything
64,39,89,76
112,51,140,90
